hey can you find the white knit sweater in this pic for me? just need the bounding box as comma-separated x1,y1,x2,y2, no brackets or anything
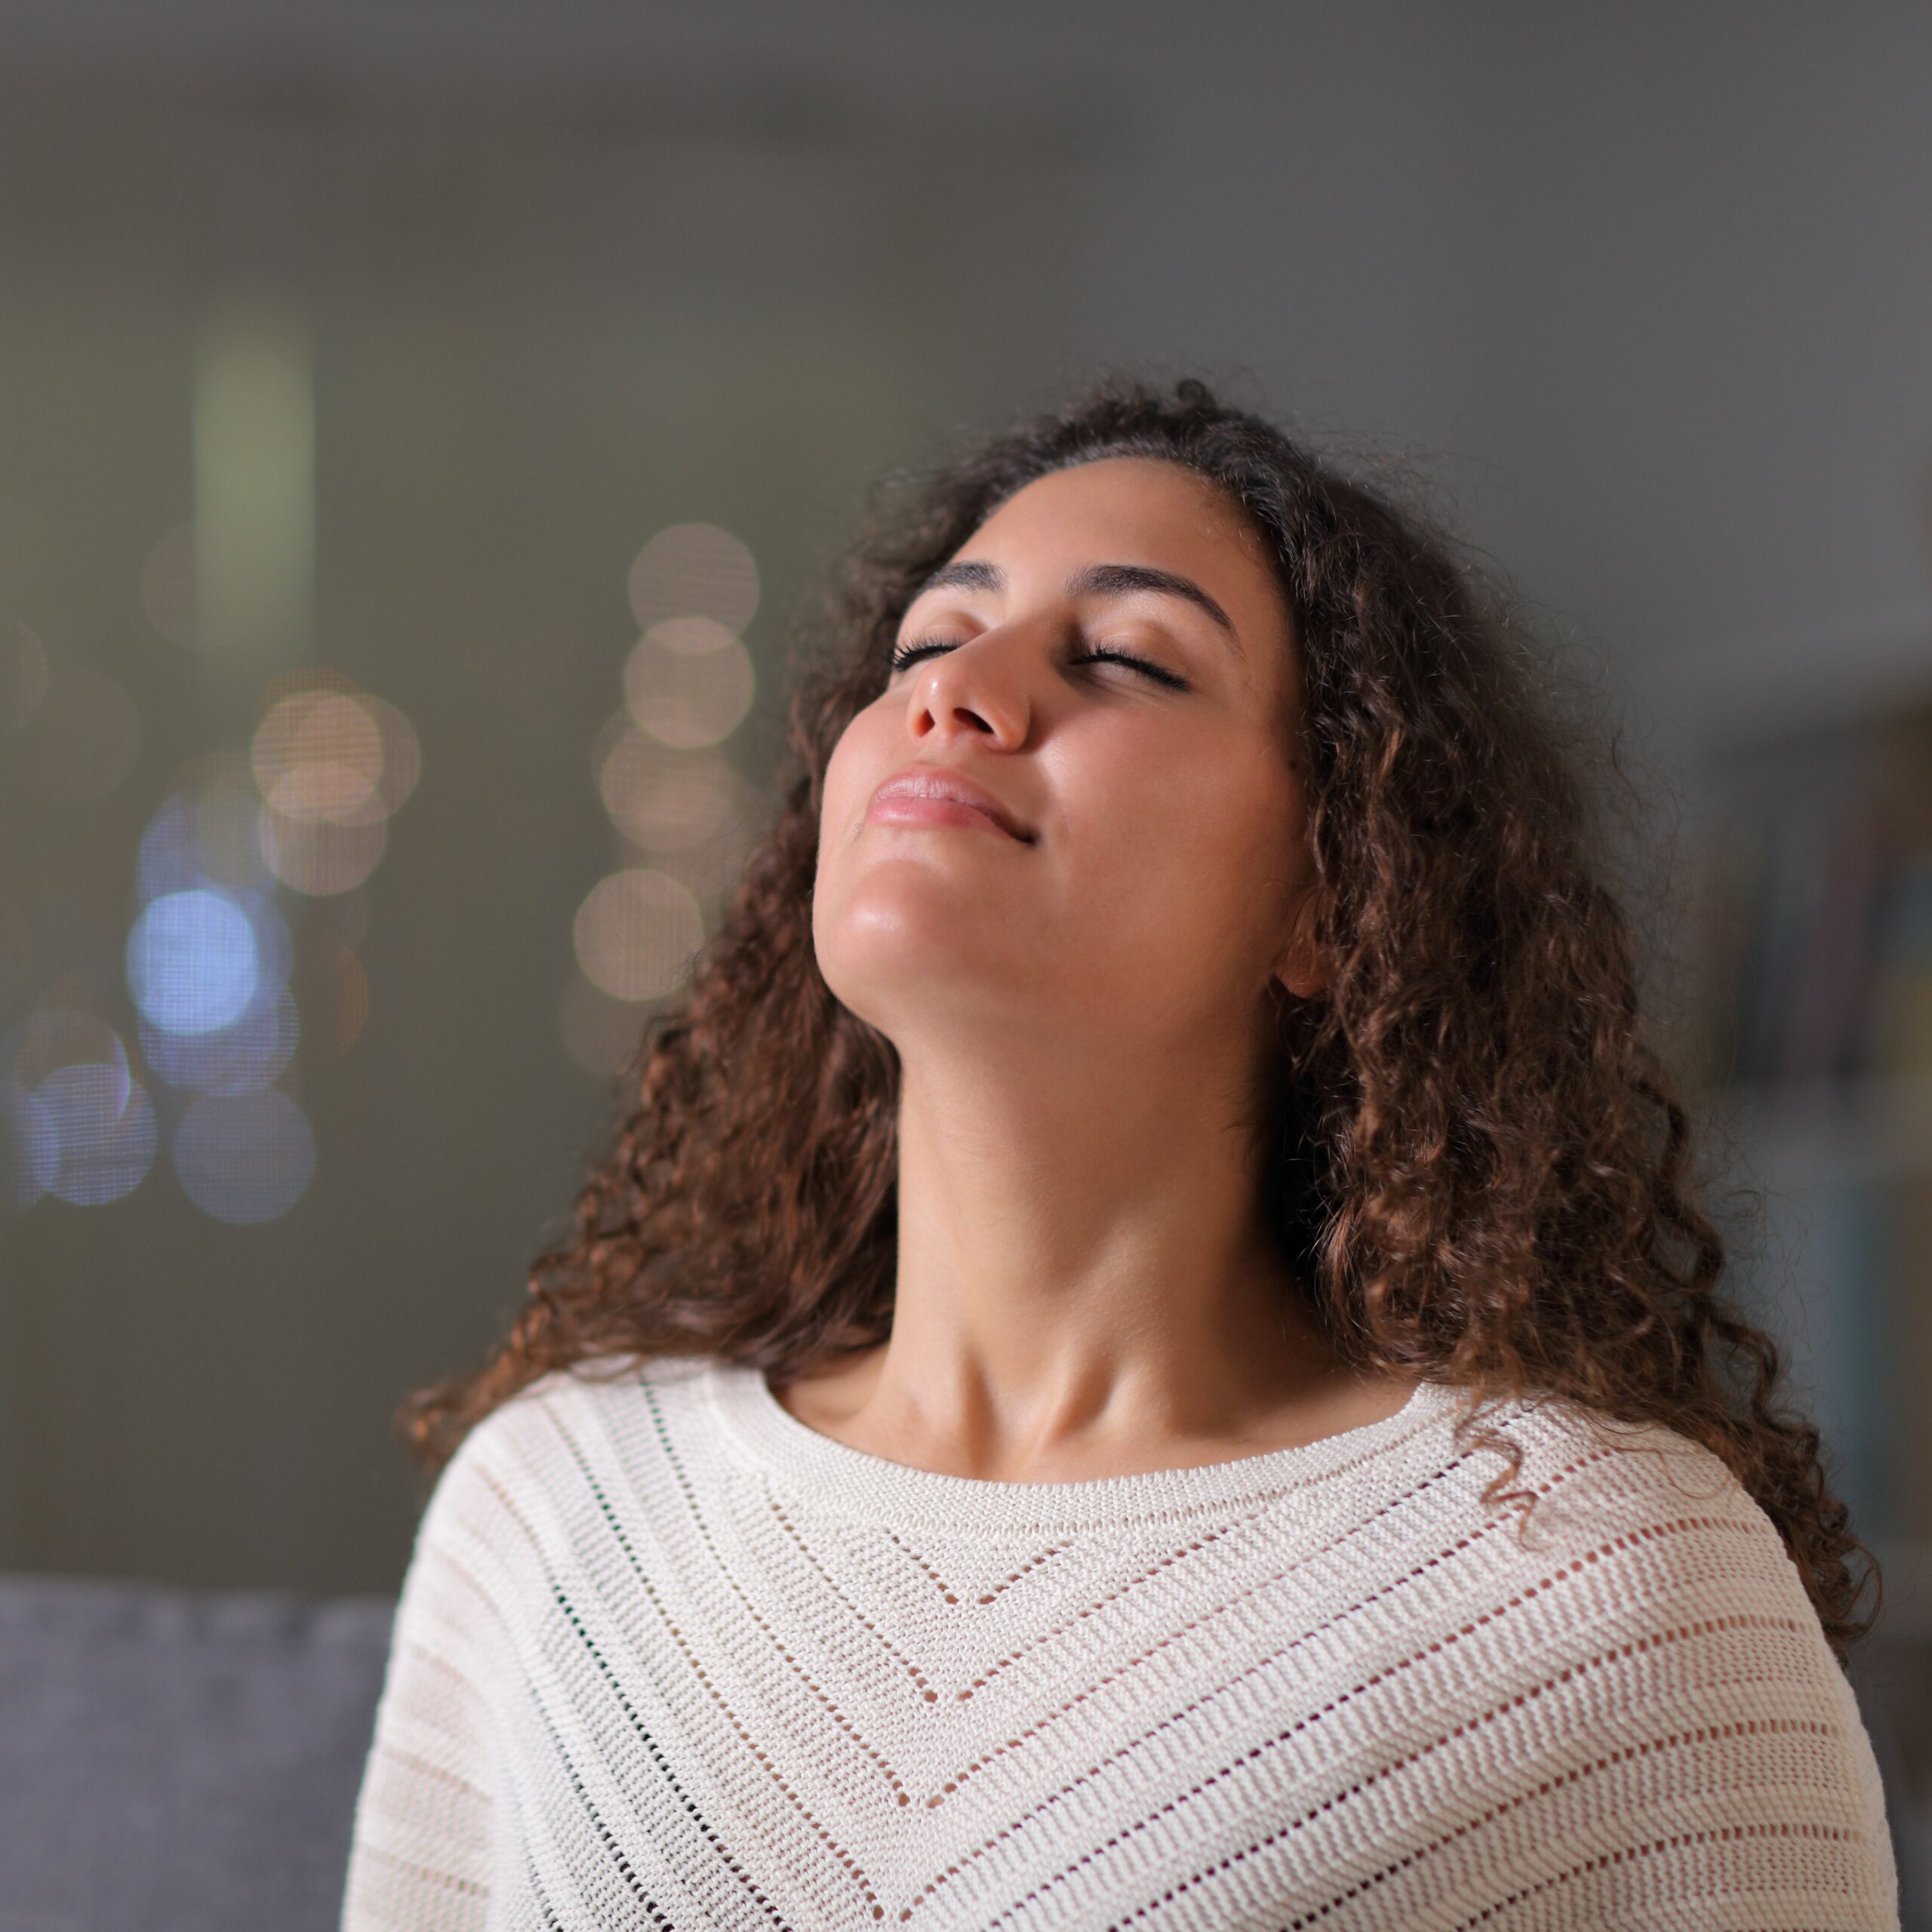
338,1352,1899,1930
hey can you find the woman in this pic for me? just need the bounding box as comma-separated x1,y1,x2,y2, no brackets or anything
340,376,1900,1930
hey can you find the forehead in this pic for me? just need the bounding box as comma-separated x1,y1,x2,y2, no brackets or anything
972,454,1257,552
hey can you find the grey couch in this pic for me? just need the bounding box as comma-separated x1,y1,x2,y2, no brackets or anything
0,1571,395,1932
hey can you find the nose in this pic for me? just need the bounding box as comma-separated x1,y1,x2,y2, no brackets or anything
904,629,1033,749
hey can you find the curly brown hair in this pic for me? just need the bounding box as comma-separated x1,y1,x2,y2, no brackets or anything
402,371,1878,1657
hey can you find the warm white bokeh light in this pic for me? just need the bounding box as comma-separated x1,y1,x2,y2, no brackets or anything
622,628,755,748
246,672,418,892
361,691,422,813
571,868,705,1001
254,691,385,823
257,806,389,895
626,522,758,637
648,616,739,657
592,717,752,853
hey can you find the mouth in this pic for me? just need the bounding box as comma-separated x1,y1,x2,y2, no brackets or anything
866,766,1035,843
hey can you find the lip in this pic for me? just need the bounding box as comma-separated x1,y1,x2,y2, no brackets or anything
866,764,1034,843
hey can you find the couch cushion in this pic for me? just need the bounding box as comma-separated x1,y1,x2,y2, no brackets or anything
0,1571,395,1932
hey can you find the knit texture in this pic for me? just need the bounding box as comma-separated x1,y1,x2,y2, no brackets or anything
339,1353,1900,1930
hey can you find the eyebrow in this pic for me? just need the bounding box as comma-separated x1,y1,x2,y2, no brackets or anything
912,558,1238,643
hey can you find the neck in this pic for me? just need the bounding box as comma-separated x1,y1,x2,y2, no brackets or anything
822,1032,1363,1479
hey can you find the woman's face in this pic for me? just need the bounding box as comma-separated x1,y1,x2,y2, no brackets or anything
814,454,1319,1061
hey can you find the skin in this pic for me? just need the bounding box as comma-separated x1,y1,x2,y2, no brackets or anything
787,454,1417,1481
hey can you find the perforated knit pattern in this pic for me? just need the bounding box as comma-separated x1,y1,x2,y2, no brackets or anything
339,1354,1899,1930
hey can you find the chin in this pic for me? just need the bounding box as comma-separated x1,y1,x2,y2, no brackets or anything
821,933,1030,1035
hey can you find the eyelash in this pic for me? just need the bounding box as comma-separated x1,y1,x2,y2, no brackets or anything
886,636,1188,691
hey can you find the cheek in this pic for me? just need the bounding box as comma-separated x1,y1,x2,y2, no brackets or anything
1070,730,1299,951
821,705,890,837
1091,723,1291,867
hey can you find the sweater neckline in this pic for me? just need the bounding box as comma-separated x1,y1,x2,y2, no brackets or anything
702,1358,1465,1532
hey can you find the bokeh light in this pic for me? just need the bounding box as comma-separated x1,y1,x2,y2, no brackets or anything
14,1004,132,1106
251,676,420,818
253,691,385,823
248,670,419,894
646,838,756,911
257,808,389,895
627,522,759,636
127,888,262,1035
128,775,297,1082
7,1006,155,1207
138,767,277,903
171,1088,315,1224
622,626,755,748
140,980,299,1094
592,716,753,852
648,615,740,655
11,665,142,801
360,692,423,812
39,1067,156,1205
571,868,705,1001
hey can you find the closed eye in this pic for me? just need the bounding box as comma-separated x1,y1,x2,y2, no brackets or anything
886,636,1189,692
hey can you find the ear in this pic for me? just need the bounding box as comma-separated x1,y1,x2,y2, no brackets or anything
1271,888,1328,1002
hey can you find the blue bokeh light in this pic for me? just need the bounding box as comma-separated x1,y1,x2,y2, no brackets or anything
126,889,260,1036
135,789,274,906
36,1063,158,1206
171,1089,315,1224
139,981,300,1094
134,795,205,905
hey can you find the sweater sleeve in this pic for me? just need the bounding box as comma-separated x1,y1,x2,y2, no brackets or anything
338,1435,506,1932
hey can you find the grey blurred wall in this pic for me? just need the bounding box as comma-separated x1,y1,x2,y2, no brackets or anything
1,1,1929,1596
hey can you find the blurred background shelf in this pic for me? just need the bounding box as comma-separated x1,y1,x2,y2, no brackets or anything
1682,672,1932,1542
1709,1072,1932,1188
1672,660,1932,1906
